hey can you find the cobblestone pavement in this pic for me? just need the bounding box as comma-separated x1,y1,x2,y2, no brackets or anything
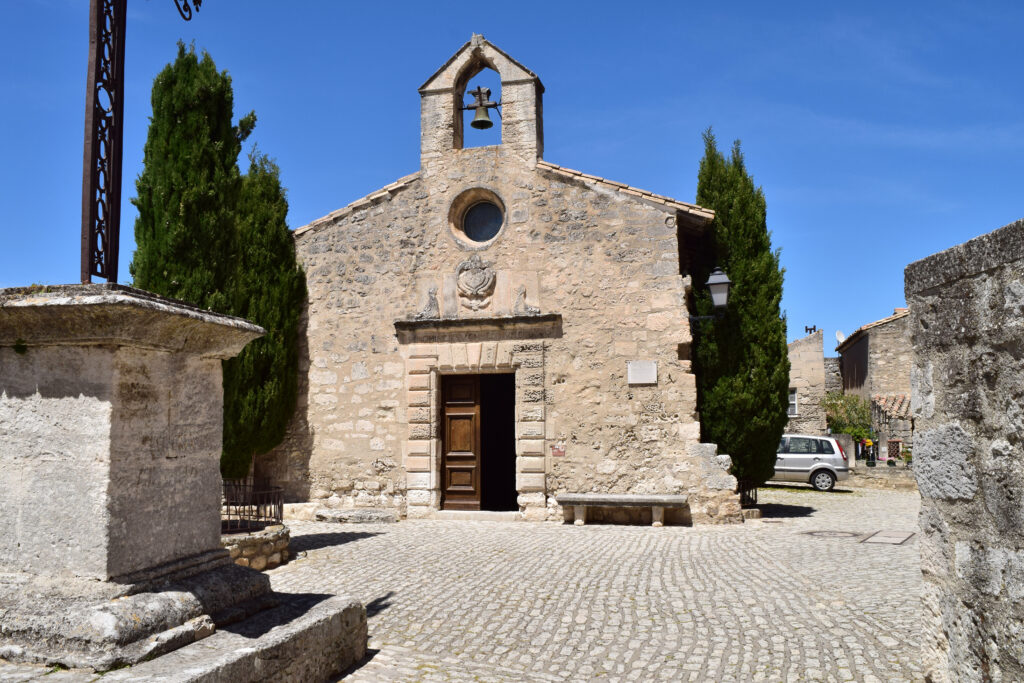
266,486,923,682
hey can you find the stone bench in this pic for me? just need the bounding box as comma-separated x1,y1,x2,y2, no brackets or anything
555,493,690,527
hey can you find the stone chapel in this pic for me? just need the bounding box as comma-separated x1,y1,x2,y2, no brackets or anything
260,35,742,524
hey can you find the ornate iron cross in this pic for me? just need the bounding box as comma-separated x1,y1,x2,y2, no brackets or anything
80,0,201,284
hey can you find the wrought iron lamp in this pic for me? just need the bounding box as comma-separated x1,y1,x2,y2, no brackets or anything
689,267,732,322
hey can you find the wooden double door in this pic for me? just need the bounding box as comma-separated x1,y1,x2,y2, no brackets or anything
440,374,517,511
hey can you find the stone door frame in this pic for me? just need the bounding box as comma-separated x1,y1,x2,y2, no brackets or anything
401,340,548,519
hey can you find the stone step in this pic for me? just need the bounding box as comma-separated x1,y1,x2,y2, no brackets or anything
0,595,366,683
315,509,400,524
431,510,520,522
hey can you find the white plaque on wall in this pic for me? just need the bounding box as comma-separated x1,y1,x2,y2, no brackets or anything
627,360,657,385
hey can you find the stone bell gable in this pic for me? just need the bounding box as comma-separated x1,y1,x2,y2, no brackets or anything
260,36,741,524
419,33,543,164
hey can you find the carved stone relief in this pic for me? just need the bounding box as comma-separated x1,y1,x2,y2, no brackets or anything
456,254,496,311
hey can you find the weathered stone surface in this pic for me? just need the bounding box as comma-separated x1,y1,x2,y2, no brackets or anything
0,284,280,671
905,217,1024,682
315,509,399,524
0,594,365,683
914,424,977,501
259,37,739,524
0,284,263,580
220,528,290,573
0,563,272,671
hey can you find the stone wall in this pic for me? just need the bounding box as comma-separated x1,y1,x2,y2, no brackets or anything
259,36,740,523
905,218,1024,682
222,525,290,571
824,357,841,394
786,330,826,435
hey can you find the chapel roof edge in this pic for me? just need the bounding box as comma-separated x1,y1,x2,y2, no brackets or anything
536,160,714,225
293,172,421,239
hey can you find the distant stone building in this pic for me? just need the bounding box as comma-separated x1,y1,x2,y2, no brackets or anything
786,329,826,435
260,36,740,523
836,308,913,458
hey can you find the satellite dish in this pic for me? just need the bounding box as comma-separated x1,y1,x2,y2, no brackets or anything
835,330,846,344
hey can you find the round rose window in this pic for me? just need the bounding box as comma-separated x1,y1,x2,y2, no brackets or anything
462,201,504,243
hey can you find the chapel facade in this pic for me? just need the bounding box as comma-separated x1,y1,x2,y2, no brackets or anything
260,35,741,523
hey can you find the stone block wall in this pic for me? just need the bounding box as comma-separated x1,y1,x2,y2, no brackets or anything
824,357,841,394
221,525,290,572
905,218,1024,682
786,329,826,434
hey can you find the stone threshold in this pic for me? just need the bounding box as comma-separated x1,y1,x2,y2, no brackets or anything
429,510,521,522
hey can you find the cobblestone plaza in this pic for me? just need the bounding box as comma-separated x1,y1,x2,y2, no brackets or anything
272,486,923,682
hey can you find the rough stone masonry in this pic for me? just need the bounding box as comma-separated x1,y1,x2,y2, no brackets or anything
905,218,1024,682
260,35,741,524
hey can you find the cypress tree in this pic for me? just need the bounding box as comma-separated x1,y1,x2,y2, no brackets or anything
131,45,303,479
221,152,306,479
692,129,790,486
130,42,254,311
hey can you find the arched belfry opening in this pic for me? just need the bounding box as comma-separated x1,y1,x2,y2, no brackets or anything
419,34,544,168
454,63,502,149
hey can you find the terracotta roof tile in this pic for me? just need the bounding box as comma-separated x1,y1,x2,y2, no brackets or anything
872,393,911,420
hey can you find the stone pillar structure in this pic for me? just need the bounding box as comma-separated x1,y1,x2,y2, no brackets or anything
0,284,271,669
905,219,1024,682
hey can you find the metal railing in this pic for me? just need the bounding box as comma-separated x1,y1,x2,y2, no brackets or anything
222,478,283,533
737,479,758,507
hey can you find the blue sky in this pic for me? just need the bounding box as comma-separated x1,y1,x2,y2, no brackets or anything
4,1,1023,349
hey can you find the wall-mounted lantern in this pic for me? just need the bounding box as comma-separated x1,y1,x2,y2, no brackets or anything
690,266,732,322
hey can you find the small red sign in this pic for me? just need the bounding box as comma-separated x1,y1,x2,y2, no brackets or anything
551,444,565,457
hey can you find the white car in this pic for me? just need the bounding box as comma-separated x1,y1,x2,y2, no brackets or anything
772,434,850,491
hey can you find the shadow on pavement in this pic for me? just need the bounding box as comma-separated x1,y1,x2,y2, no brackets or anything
332,648,381,682
366,591,395,617
756,503,816,518
290,531,381,553
760,483,854,494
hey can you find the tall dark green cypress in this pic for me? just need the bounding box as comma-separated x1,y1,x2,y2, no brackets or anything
692,129,790,486
130,42,254,311
131,45,303,479
221,152,306,479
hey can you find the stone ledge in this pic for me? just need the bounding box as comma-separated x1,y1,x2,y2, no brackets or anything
0,563,272,671
100,594,365,683
315,509,399,524
905,218,1024,294
0,284,263,358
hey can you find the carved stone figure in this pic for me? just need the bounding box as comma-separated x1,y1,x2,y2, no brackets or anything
514,285,540,316
456,254,496,311
412,285,439,320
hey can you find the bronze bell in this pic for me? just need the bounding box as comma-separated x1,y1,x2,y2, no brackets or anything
466,85,497,130
470,106,494,130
